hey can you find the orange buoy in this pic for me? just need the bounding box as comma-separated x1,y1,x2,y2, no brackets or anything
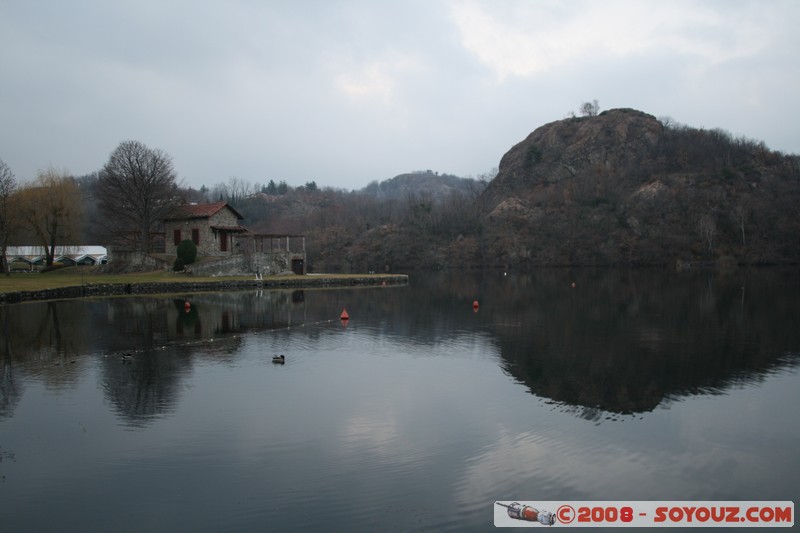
340,308,350,320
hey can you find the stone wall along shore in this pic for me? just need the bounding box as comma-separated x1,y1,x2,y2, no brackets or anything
0,274,409,305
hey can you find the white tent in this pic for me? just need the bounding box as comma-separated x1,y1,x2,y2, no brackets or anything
5,246,108,269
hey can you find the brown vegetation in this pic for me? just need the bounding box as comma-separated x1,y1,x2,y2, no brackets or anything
230,109,799,270
479,109,800,267
5,109,798,271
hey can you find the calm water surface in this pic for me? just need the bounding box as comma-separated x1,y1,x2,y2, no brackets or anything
1,269,798,531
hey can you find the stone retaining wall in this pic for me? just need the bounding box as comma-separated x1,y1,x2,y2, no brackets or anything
190,251,304,277
0,275,409,305
107,249,168,272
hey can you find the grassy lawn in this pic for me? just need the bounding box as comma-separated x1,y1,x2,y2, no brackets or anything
0,267,395,294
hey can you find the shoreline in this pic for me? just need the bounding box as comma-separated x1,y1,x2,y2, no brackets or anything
0,274,409,305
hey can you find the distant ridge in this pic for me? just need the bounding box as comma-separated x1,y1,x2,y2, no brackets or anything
359,170,487,202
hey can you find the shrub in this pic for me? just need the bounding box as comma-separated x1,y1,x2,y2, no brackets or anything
526,144,543,166
176,239,197,265
173,257,185,272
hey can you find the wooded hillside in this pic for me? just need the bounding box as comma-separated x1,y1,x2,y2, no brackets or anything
479,108,799,267
61,108,800,272
230,108,798,271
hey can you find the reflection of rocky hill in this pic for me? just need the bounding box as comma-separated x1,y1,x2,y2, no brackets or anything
477,269,800,415
296,270,799,417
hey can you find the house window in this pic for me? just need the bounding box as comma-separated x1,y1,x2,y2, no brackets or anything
173,229,181,245
192,229,199,245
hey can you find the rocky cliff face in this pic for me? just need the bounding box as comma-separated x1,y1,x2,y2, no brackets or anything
478,108,800,266
481,109,662,212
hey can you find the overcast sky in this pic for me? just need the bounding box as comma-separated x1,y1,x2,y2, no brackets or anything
2,0,798,191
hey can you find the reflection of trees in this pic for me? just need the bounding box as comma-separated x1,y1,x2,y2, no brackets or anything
0,311,22,418
1,289,305,362
1,291,302,426
103,298,173,352
5,272,797,424
0,300,91,390
98,294,296,426
100,350,190,427
1,299,94,415
479,269,800,415
0,359,22,419
2,301,89,361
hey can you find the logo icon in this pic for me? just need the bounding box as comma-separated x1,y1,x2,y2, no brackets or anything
495,502,556,526
556,504,575,524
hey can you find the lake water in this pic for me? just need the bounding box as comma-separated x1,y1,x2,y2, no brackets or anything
1,269,798,531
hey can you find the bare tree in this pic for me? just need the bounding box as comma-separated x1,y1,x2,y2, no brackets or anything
96,140,181,252
227,176,254,204
699,214,716,257
210,181,230,202
209,177,256,204
0,158,20,274
733,203,748,247
579,99,600,117
18,168,84,266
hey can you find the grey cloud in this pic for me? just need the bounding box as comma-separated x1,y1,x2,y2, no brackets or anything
1,0,797,190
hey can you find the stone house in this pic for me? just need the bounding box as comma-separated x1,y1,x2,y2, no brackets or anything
163,202,248,257
161,202,306,276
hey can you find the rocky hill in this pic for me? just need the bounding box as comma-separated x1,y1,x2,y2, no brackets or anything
479,108,800,266
221,108,798,272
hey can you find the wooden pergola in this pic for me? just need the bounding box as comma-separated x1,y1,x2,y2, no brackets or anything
234,233,306,253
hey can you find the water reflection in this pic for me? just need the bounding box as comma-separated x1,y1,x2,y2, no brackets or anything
0,270,798,531
0,289,307,424
0,270,798,425
446,269,800,417
0,357,21,420
101,351,182,426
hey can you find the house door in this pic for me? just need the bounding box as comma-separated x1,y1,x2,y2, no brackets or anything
291,258,304,275
220,231,228,252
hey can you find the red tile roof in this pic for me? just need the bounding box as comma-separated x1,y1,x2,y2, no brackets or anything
166,202,244,220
